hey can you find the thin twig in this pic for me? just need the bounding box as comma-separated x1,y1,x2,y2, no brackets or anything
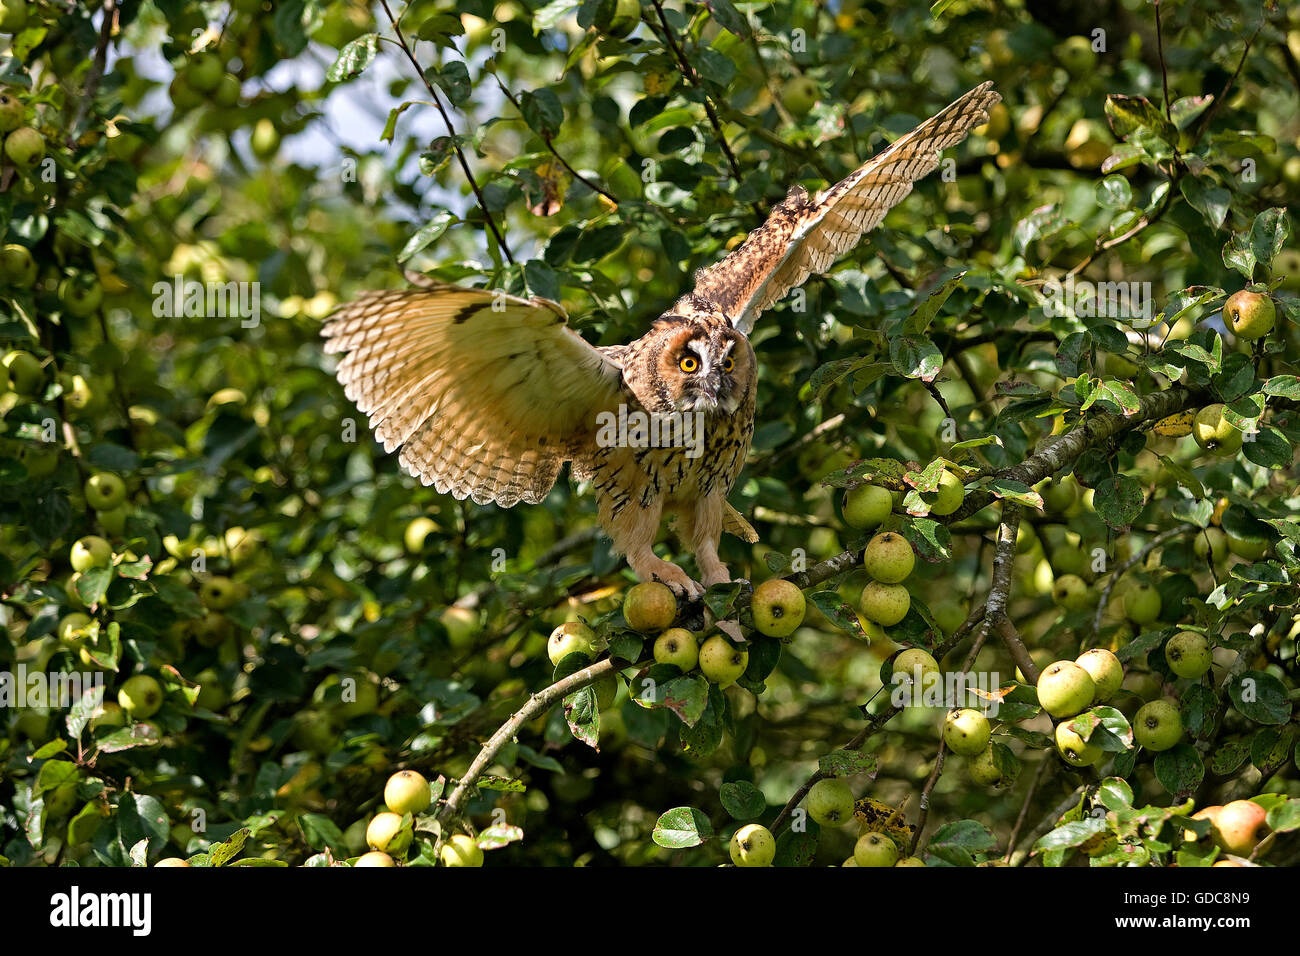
1089,524,1197,640
1005,758,1053,863
646,0,763,219
1154,1,1172,123
67,0,118,146
438,657,619,823
489,74,619,205
378,0,514,263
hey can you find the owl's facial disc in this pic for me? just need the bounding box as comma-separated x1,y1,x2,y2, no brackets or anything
676,334,739,414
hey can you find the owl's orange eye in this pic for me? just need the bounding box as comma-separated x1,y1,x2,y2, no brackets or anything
679,355,699,373
722,356,735,373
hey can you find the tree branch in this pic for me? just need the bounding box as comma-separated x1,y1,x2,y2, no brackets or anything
378,0,514,264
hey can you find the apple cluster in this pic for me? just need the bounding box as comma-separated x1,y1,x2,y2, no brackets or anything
859,530,916,627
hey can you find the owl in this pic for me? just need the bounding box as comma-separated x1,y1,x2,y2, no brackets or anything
323,83,999,597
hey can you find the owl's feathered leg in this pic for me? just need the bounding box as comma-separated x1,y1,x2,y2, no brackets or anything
681,496,730,588
602,497,704,598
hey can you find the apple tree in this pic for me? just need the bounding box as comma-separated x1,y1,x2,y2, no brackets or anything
1,0,1298,869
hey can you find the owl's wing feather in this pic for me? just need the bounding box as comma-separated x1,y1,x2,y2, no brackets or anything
322,285,625,507
691,82,1000,333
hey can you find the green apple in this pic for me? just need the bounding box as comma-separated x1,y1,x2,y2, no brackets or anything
440,606,479,648
923,469,964,516
1036,661,1096,718
1122,582,1162,626
1222,290,1275,340
70,535,112,571
199,575,240,610
653,627,698,671
1052,573,1090,611
1075,648,1123,702
3,349,43,394
895,856,927,867
4,126,43,168
968,743,1004,786
1194,527,1228,562
0,89,24,132
84,472,127,511
863,531,915,584
729,823,775,866
1064,118,1111,169
250,118,280,160
57,612,92,643
354,851,395,867
860,581,910,626
90,700,126,730
892,648,939,694
622,581,676,632
547,621,600,665
930,599,966,634
853,832,899,867
365,812,412,855
185,51,225,93
224,526,262,565
750,578,806,637
1214,800,1268,855
599,0,641,39
97,503,128,537
943,708,991,756
783,75,818,118
0,0,28,32
1055,34,1097,74
1133,699,1182,751
1193,404,1243,455
191,612,232,648
193,668,227,711
439,832,484,867
58,275,103,317
805,778,855,826
154,857,191,868
1226,533,1268,561
403,516,438,552
1039,475,1079,514
698,635,748,687
118,674,163,719
384,770,432,816
0,243,36,285
1055,722,1103,767
214,73,241,108
1165,631,1211,679
291,709,335,753
843,484,893,529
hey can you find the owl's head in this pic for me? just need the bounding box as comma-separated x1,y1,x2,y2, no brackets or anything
645,306,755,415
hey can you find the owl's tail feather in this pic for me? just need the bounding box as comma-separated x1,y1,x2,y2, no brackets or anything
722,501,759,543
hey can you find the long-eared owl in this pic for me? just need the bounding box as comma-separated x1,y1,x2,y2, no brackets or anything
323,83,1000,596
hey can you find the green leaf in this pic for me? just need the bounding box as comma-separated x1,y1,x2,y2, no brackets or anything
432,61,471,108
520,88,565,138
1263,375,1300,400
927,819,997,866
704,0,750,36
808,590,866,639
818,749,878,777
209,827,251,866
1092,474,1144,531
1249,207,1290,272
326,33,378,82
1080,378,1140,416
652,807,713,848
719,781,766,820
1227,670,1293,725
903,272,964,335
987,478,1042,509
1266,799,1300,833
397,211,456,264
1096,175,1132,208
889,334,943,382
1153,744,1204,795
1179,176,1230,230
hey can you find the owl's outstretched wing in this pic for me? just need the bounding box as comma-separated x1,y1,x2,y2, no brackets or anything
690,82,1000,333
322,285,626,507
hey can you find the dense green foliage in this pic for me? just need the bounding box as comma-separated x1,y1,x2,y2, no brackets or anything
0,0,1298,867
